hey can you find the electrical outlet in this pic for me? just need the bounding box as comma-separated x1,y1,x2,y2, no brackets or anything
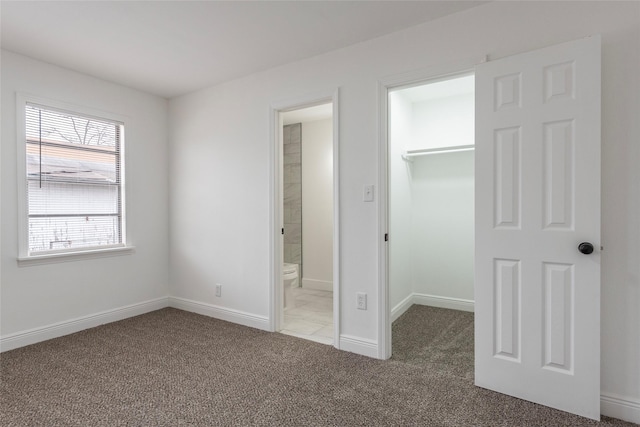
215,284,222,297
356,292,367,310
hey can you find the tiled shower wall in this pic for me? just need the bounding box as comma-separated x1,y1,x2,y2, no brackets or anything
283,123,302,275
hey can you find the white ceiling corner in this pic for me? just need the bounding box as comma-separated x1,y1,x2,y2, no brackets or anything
1,1,485,99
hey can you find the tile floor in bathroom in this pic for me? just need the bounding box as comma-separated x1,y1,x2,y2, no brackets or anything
281,287,333,345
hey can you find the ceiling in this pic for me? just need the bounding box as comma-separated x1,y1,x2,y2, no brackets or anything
397,73,475,103
0,1,484,99
282,103,332,125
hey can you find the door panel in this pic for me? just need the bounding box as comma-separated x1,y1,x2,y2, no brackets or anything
475,36,601,420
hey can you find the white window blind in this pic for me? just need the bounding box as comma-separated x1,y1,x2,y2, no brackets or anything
25,103,125,254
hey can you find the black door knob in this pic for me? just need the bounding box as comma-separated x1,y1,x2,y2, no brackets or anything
578,242,594,255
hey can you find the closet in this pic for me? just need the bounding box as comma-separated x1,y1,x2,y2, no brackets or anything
389,74,475,322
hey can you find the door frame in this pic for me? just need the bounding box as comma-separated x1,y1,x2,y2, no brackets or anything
269,88,341,348
377,58,485,359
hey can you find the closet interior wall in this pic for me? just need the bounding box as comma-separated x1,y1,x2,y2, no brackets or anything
389,76,475,318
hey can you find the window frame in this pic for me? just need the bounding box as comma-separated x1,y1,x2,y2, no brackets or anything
16,93,134,265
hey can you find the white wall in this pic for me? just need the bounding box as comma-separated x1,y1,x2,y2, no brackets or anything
411,152,474,300
168,1,640,415
388,91,414,312
301,118,333,290
410,93,475,302
1,51,170,342
410,93,474,150
390,91,474,315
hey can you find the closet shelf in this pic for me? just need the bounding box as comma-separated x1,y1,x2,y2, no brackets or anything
402,144,474,161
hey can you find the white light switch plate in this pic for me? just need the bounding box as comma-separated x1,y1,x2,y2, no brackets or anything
363,185,374,202
357,292,367,310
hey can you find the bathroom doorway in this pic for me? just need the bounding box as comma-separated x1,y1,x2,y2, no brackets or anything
270,93,339,347
386,73,475,370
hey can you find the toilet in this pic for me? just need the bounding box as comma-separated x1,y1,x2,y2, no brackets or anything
283,263,299,310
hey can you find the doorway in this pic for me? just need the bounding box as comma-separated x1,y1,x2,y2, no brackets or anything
270,93,340,348
386,73,475,366
379,37,601,419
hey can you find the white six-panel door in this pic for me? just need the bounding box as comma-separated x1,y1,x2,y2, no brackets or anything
475,36,601,420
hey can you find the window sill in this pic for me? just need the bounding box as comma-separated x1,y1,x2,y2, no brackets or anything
18,246,135,267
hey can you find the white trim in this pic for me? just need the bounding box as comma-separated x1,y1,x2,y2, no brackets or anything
391,293,475,323
18,245,135,266
601,392,640,424
339,334,378,359
168,297,270,331
391,293,414,323
331,92,341,351
268,104,281,333
15,93,130,262
301,278,332,292
377,79,391,359
18,94,129,124
379,57,485,93
377,58,485,361
269,88,341,350
0,297,168,352
16,93,29,259
412,293,475,313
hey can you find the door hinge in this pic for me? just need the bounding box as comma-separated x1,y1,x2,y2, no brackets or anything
384,233,389,242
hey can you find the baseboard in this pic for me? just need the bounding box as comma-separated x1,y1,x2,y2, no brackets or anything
301,278,333,292
168,297,270,332
413,293,474,312
0,297,169,352
339,334,378,358
601,392,640,424
391,293,414,322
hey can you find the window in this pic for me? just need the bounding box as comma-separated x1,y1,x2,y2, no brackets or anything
18,97,127,259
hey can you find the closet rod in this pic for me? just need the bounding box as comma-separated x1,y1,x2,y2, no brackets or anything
402,144,474,161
